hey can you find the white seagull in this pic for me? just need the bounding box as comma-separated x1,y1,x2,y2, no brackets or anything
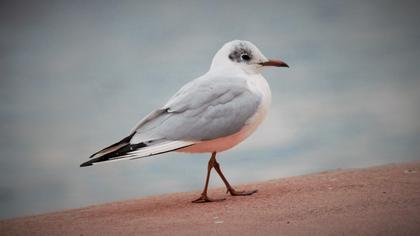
80,40,289,203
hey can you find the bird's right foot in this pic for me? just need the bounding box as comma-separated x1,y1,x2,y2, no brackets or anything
192,194,226,203
227,188,258,196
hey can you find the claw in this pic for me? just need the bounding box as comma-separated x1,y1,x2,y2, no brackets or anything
192,194,226,203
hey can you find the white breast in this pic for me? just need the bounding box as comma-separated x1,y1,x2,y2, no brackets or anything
179,74,271,153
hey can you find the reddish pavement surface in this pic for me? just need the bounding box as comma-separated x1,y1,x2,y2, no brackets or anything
1,161,420,236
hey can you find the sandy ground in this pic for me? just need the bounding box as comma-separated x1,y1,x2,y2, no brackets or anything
1,161,420,236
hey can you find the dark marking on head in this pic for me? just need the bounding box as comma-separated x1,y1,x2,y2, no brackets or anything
228,43,253,63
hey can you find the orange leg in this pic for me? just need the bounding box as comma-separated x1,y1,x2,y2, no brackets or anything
192,152,226,203
192,152,257,203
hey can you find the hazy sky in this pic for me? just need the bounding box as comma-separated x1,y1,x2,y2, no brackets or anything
1,0,419,219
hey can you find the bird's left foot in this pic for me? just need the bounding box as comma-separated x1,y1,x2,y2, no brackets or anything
192,194,226,203
227,188,258,196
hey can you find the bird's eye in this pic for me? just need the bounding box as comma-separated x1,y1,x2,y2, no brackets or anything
241,54,250,61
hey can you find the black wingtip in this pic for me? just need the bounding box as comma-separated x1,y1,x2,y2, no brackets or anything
80,161,93,167
80,142,147,168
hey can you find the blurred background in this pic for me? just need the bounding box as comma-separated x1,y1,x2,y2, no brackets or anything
1,0,419,219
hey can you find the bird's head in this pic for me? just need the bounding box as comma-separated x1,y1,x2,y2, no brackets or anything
210,40,289,74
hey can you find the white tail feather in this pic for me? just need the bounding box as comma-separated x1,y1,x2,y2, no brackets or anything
127,141,195,160
90,141,196,166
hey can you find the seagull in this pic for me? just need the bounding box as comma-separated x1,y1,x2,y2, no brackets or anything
80,40,289,203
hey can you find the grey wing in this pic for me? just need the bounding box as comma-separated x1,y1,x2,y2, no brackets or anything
81,75,261,166
130,75,261,144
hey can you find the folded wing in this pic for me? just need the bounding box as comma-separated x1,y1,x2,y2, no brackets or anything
81,75,261,167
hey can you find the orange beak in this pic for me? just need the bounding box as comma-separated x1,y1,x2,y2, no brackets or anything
259,59,289,68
